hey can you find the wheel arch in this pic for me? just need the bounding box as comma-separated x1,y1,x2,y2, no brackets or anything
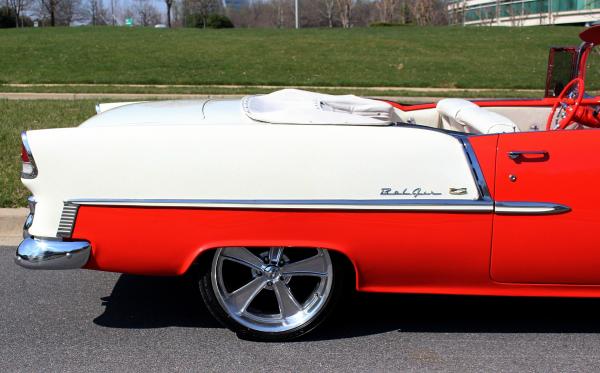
183,243,359,291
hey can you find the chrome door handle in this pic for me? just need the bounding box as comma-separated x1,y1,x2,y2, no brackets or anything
507,151,548,160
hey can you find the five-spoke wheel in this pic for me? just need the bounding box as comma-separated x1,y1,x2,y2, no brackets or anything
199,247,342,341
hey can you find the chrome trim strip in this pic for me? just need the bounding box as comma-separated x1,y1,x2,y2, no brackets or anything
495,201,571,215
67,199,572,215
56,203,79,238
68,198,493,212
15,238,90,270
458,136,492,202
20,131,38,179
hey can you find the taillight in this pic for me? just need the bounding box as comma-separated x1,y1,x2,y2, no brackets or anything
21,144,30,162
21,132,37,179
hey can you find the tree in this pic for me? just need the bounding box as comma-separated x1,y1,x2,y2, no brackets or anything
375,0,400,23
56,0,83,25
87,0,108,25
39,0,61,25
271,0,287,27
0,5,17,27
183,0,221,28
37,0,83,25
164,0,172,27
133,0,160,26
408,0,447,25
227,1,278,28
170,0,183,26
7,0,31,27
318,0,336,27
335,0,354,27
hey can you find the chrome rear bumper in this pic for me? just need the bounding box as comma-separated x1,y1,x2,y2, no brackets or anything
15,238,90,270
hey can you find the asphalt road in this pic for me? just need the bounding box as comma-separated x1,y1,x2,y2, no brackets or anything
3,245,600,372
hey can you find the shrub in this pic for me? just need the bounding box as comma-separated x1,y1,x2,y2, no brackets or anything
205,14,234,29
0,6,33,28
186,13,234,29
369,22,408,27
0,6,16,28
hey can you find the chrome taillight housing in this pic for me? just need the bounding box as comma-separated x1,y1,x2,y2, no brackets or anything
23,196,36,238
21,131,37,179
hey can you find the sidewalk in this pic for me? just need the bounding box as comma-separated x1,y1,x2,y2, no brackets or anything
0,208,27,246
0,92,445,103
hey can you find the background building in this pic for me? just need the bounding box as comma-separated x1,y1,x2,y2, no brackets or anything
448,0,600,26
222,0,249,10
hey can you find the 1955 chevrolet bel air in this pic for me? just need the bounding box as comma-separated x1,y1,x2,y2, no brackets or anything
15,26,600,341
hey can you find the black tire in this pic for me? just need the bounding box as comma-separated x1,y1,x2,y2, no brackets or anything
198,247,347,342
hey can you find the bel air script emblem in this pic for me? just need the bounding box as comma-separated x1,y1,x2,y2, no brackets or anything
380,187,442,198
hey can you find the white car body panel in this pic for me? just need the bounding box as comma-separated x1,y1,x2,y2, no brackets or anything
95,102,142,114
23,114,480,237
82,99,253,128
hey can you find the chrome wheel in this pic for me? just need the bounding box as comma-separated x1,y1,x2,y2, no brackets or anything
211,247,333,333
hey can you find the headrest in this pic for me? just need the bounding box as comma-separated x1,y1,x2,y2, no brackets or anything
437,98,519,134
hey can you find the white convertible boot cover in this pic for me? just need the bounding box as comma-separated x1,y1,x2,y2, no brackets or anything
437,98,520,134
242,89,395,125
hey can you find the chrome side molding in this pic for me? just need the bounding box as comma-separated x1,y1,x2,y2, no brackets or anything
65,199,570,216
15,238,90,270
495,201,571,215
67,198,494,212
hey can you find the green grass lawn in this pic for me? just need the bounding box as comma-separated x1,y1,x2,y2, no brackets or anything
0,100,95,207
0,26,583,89
0,83,544,98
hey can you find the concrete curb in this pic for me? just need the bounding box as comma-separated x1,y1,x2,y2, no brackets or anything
0,92,246,100
0,208,28,246
0,92,449,103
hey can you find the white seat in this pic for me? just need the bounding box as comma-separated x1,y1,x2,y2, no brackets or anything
436,98,520,134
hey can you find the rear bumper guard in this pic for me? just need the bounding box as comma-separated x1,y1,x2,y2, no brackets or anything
15,238,90,270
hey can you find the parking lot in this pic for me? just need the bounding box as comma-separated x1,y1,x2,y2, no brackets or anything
3,246,600,372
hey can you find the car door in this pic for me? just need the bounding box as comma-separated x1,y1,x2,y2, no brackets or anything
491,129,600,284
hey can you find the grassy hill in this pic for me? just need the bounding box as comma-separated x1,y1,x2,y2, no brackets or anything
0,26,583,89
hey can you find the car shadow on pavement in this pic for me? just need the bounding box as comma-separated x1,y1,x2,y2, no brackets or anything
95,274,600,339
93,273,222,329
307,293,600,341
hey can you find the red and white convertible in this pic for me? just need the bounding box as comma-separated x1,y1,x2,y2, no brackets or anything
15,26,600,341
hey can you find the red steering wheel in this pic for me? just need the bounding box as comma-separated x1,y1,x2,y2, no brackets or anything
546,77,585,130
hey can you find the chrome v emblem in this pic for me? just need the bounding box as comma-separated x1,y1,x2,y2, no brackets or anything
449,187,467,195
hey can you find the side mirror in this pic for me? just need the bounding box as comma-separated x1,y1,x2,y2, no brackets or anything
545,47,578,98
